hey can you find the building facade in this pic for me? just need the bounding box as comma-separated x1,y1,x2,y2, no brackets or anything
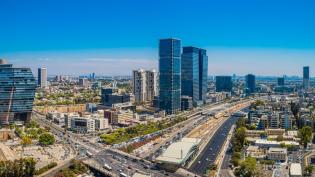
198,49,208,102
0,59,36,125
38,67,47,88
132,69,158,102
303,66,310,89
215,76,232,92
159,38,181,114
181,47,200,105
245,74,256,94
181,47,208,106
101,88,130,107
277,77,285,86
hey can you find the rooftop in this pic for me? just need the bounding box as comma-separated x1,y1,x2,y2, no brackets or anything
290,163,302,176
268,147,287,153
156,138,201,165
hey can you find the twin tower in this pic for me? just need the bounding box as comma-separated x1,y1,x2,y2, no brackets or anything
159,38,208,114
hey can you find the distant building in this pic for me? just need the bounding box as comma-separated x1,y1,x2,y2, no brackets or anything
101,88,130,107
0,59,36,125
245,74,256,94
79,78,89,87
132,69,158,102
303,66,310,89
277,77,285,86
198,49,208,102
215,76,232,92
159,38,181,114
181,47,208,105
258,116,268,130
181,96,193,111
38,67,47,88
279,111,293,130
268,113,279,129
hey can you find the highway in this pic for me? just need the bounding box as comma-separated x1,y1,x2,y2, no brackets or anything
93,149,183,177
189,115,243,176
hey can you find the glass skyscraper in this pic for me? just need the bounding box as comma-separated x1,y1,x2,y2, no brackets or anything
245,74,256,94
181,47,208,105
199,49,208,102
303,66,310,89
0,59,36,125
181,47,199,105
215,76,232,92
159,38,181,114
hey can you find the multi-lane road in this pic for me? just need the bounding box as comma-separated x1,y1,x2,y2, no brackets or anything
189,114,245,175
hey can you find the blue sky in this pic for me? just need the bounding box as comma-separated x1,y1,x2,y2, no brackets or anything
1,0,315,76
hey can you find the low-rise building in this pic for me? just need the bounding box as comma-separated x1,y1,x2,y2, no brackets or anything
245,130,265,138
69,116,95,133
245,145,265,159
267,147,287,162
290,163,302,177
156,138,201,171
255,139,299,148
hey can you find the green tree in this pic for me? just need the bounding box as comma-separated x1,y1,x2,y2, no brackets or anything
21,136,32,146
234,157,257,177
236,117,246,128
0,158,36,177
305,165,314,176
39,133,55,146
298,126,312,148
231,152,241,167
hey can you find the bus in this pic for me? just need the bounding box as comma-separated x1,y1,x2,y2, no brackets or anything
119,173,128,177
103,163,112,171
86,151,93,157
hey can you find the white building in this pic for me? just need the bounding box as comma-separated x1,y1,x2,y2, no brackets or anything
290,163,302,177
38,67,47,88
267,147,287,162
66,115,95,133
132,69,158,102
94,118,109,130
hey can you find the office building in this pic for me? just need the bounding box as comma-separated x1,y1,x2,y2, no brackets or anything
303,66,310,89
101,88,130,107
199,49,208,102
245,74,256,94
215,76,232,92
159,38,181,114
277,77,285,86
181,47,208,105
0,59,36,125
132,69,158,102
181,47,199,105
38,67,47,88
67,116,95,133
181,96,193,111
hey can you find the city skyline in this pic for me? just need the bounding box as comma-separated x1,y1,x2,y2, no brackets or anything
1,0,315,76
3,48,315,77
